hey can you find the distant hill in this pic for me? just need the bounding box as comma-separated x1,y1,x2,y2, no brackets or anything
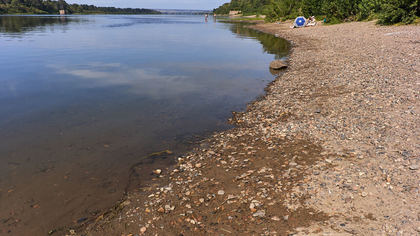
0,0,161,15
156,9,212,15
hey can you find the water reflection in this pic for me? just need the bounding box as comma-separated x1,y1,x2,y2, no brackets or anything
49,62,195,97
49,61,272,99
0,15,79,36
227,22,290,59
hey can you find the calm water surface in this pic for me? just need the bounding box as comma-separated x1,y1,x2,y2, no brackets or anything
0,15,289,235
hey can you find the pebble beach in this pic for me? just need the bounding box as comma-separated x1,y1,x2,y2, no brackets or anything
76,21,419,235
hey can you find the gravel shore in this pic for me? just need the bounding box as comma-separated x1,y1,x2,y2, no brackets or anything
76,21,419,235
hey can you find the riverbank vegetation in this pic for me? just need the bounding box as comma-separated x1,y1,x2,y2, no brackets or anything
0,0,160,14
214,0,420,25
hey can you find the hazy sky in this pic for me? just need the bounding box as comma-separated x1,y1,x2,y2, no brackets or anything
67,0,229,10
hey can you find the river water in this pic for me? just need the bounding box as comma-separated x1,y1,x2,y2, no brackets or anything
0,15,289,235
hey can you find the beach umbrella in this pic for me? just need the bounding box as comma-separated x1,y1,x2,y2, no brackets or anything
294,16,307,28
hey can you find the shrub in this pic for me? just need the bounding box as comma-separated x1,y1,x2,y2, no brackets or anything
378,0,418,24
357,0,383,20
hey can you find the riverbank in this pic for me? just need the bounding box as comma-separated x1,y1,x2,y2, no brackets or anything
76,21,419,235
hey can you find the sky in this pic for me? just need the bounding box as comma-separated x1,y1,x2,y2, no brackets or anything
67,0,229,10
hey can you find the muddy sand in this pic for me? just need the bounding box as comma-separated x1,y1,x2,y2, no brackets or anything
66,21,419,235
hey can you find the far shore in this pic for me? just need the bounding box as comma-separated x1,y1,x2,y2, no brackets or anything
67,20,418,235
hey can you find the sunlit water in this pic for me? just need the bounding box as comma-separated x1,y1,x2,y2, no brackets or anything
0,15,289,235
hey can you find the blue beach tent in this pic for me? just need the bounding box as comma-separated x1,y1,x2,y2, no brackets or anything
294,16,307,28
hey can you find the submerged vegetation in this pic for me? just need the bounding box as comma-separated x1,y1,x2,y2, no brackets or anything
214,0,420,25
0,0,161,15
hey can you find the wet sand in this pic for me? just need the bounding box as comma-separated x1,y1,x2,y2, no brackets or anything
70,21,418,235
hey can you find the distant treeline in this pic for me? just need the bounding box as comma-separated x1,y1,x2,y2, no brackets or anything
0,0,161,14
214,0,420,25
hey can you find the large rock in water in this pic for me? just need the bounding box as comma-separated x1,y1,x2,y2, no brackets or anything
269,60,288,69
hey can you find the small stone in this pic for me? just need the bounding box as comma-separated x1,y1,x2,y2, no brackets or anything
283,215,289,221
218,190,225,195
249,200,261,210
165,204,174,212
140,227,147,234
153,169,162,175
157,207,165,213
269,60,288,70
361,192,368,197
271,216,281,221
121,200,131,207
253,210,265,218
409,165,419,170
199,198,205,203
195,163,202,168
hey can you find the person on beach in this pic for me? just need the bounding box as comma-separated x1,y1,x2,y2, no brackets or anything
290,16,316,28
307,16,317,26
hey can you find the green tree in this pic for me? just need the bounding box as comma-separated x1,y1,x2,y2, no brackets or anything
11,0,21,6
302,0,325,16
357,0,383,20
265,0,302,22
0,0,161,14
378,0,418,24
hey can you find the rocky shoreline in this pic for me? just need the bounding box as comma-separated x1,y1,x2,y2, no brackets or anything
73,21,419,235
